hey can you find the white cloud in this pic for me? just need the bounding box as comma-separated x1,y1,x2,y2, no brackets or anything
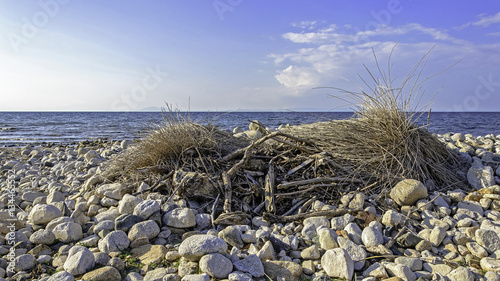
275,65,321,89
487,31,500,37
462,11,500,28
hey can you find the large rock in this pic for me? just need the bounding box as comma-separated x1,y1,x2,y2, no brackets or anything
128,220,160,241
98,230,130,254
321,248,354,280
383,262,417,281
81,266,121,281
233,254,264,277
63,246,95,275
390,179,428,206
361,221,384,247
481,257,500,272
318,228,338,250
467,158,495,190
28,204,62,225
162,208,196,228
52,222,83,242
199,253,233,279
218,226,244,249
262,260,302,281
179,235,228,261
96,183,128,200
447,266,475,281
144,268,172,281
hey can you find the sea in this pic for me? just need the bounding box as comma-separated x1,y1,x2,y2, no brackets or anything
0,111,499,147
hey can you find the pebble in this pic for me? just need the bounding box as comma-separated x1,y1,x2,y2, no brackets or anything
28,204,63,225
81,266,121,281
133,199,160,220
52,221,83,242
390,179,428,206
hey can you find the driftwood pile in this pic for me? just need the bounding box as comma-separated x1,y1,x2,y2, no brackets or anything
104,117,466,226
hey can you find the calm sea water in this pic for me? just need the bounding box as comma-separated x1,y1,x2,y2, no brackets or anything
0,111,499,147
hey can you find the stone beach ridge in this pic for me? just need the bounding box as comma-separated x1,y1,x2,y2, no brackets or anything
1,125,500,281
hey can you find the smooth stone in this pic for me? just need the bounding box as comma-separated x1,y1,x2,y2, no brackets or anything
22,191,46,202
396,232,423,248
390,179,428,206
233,254,265,278
128,220,160,241
262,260,303,281
257,240,275,261
14,254,36,272
338,236,366,270
422,263,452,276
162,208,196,228
303,216,330,229
180,273,210,281
476,229,500,253
382,210,403,226
28,204,62,225
481,257,500,272
52,222,83,242
344,222,363,245
30,229,56,245
95,208,121,223
115,214,143,232
81,266,121,281
447,266,475,281
133,199,160,220
143,267,169,281
331,213,355,230
394,257,422,271
301,244,321,259
383,262,417,281
362,222,384,247
195,213,212,230
199,253,233,279
131,244,167,265
94,220,115,238
468,159,495,190
363,262,389,279
318,228,338,250
63,246,95,275
301,223,317,240
96,183,127,200
218,226,244,248
98,230,130,254
118,194,142,215
321,248,354,280
178,235,227,261
47,271,74,281
429,226,447,246
228,271,253,281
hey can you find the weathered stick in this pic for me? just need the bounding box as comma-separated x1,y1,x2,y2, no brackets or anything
264,208,360,224
222,172,232,213
264,165,276,213
282,198,308,216
278,177,362,190
298,196,317,214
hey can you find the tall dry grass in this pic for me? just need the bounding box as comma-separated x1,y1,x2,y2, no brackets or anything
301,46,466,194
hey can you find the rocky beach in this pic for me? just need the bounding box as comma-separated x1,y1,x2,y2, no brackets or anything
1,122,500,281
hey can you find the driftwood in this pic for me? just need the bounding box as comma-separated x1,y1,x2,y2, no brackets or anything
222,172,232,213
277,177,362,190
263,208,361,224
264,164,276,213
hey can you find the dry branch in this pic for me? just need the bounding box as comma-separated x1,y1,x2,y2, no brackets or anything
263,208,361,224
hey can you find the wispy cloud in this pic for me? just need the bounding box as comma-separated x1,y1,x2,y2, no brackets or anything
461,11,500,28
271,22,500,93
291,21,318,30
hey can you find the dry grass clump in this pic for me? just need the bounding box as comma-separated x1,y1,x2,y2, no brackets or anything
295,47,466,196
104,107,248,181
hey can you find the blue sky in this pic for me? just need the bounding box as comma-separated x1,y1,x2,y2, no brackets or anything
0,1,499,111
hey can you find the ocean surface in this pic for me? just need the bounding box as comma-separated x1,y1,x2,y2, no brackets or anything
0,111,499,147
